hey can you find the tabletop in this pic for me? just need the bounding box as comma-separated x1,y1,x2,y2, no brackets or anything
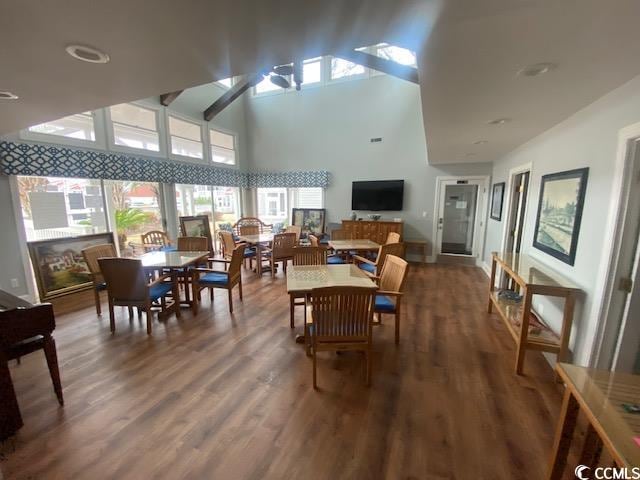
139,250,209,269
237,233,274,244
556,363,640,467
286,264,378,294
328,239,380,251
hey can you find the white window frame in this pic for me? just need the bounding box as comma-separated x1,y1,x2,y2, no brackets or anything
208,124,239,169
105,101,165,157
166,111,207,163
19,110,106,150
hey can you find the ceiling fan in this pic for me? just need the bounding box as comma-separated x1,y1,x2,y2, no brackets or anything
260,63,303,90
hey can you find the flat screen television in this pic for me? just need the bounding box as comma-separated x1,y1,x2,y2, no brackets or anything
351,180,404,211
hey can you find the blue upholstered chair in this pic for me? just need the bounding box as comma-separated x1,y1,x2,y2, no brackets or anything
192,245,244,313
373,254,409,344
353,242,406,277
98,257,180,335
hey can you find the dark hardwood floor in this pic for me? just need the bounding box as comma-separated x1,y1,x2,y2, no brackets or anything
1,264,563,479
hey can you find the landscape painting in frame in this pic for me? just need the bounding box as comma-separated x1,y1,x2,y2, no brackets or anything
533,168,589,265
292,208,326,235
179,215,213,253
28,233,116,300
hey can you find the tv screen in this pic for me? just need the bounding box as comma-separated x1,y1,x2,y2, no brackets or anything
351,180,404,211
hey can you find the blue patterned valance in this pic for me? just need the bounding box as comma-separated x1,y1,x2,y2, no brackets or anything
0,141,330,188
247,170,330,188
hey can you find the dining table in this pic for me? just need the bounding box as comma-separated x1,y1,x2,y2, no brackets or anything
286,264,378,342
237,233,274,276
328,239,380,261
139,250,210,313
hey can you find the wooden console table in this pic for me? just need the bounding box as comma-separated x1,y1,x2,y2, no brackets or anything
547,363,640,478
341,220,403,244
487,252,581,375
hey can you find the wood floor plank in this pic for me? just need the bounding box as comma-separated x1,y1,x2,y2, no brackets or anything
0,264,563,479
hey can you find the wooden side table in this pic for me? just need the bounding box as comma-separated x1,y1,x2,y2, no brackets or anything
547,363,640,478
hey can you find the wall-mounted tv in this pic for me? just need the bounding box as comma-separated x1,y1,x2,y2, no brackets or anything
351,180,404,211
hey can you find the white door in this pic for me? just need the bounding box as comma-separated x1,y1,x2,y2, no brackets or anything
436,179,485,257
610,139,640,373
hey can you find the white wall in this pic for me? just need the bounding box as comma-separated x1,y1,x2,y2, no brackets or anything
484,74,640,366
245,75,491,250
0,175,29,296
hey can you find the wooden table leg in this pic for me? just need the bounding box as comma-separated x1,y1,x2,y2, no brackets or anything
0,356,23,440
546,387,580,480
256,243,262,276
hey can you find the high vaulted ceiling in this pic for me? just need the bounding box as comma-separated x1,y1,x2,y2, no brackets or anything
2,0,640,165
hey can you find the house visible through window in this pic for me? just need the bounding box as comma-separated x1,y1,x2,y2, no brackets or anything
110,103,160,152
257,188,288,223
210,128,236,165
28,112,96,141
169,115,203,159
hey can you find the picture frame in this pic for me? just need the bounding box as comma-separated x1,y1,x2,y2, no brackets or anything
490,182,505,221
533,167,589,266
27,232,116,300
179,215,214,254
291,208,326,235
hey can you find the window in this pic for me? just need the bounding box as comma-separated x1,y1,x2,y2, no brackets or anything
28,112,96,141
330,57,366,80
210,128,236,165
104,180,163,254
16,176,106,241
291,188,323,209
257,188,288,223
169,115,203,159
217,77,233,88
110,103,160,152
375,44,417,67
175,184,240,242
302,58,322,85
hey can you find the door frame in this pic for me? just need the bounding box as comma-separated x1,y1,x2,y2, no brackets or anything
500,163,533,256
592,121,640,369
432,175,490,263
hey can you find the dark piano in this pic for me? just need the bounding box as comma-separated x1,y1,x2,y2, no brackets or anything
0,289,63,440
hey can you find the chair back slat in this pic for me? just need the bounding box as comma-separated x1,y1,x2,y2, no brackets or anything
310,287,375,339
272,233,297,260
98,258,148,302
177,236,208,252
142,230,170,247
239,225,259,236
228,245,245,283
385,232,401,244
379,255,409,293
375,242,406,275
308,234,320,247
293,247,327,266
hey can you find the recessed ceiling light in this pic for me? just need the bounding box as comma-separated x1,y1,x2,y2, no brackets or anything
488,118,511,125
473,140,488,145
0,91,19,100
517,62,556,77
65,44,110,64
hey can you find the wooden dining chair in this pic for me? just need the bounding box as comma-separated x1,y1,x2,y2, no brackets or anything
192,245,244,313
286,225,302,243
82,243,117,316
307,286,377,388
234,217,273,235
220,230,255,269
98,258,180,335
374,255,409,344
289,247,328,328
353,242,406,277
141,230,172,251
176,236,209,252
385,231,401,244
238,225,259,236
308,234,319,247
263,232,297,277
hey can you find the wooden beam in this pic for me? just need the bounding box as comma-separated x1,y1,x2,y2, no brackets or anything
159,90,183,106
335,50,419,84
203,73,262,121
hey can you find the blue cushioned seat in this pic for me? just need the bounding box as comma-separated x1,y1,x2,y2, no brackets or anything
244,247,256,258
327,255,345,264
160,246,177,252
149,282,173,301
358,262,376,274
375,295,395,313
199,272,229,286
